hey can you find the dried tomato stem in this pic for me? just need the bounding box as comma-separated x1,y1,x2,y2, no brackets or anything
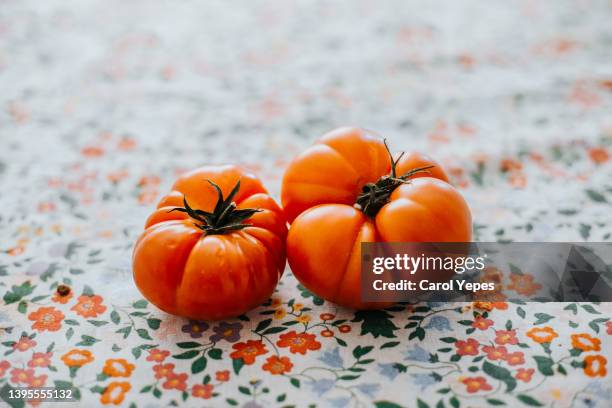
354,140,433,217
168,179,260,235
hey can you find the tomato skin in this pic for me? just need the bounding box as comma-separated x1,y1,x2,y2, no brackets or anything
283,128,471,309
133,165,287,320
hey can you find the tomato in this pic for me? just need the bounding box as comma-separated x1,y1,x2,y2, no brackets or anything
281,127,472,309
133,165,287,320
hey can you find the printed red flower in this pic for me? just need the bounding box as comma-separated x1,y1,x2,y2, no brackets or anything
607,321,612,335
230,340,268,364
146,349,170,363
472,316,494,331
28,352,52,368
320,313,335,321
215,370,230,382
162,372,188,391
28,307,64,332
455,338,480,356
0,360,10,377
472,302,493,311
482,345,507,361
515,368,534,382
339,325,351,333
10,368,35,384
495,329,518,345
505,351,525,366
526,327,558,344
13,336,37,352
461,376,493,393
321,329,334,337
584,355,607,378
262,356,293,375
276,331,321,355
153,363,175,379
192,384,214,399
71,295,107,318
28,374,47,387
571,333,601,352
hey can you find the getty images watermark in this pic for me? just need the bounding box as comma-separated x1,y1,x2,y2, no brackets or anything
361,242,612,303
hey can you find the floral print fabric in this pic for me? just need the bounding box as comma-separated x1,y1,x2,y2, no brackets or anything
1,1,611,407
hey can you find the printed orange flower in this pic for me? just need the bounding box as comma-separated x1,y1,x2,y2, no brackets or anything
526,327,558,344
10,368,34,384
118,137,136,151
28,374,47,387
588,147,610,164
515,368,534,382
455,338,480,356
153,363,175,379
192,384,214,399
146,349,170,363
0,360,10,377
230,340,268,364
61,349,94,367
505,351,525,366
13,336,37,352
482,345,507,361
584,355,607,377
28,306,64,332
472,316,494,331
100,381,131,405
296,314,311,324
51,291,73,304
500,158,523,172
507,274,542,296
215,370,230,382
292,303,304,312
276,331,321,355
274,309,287,319
339,325,351,333
495,329,519,345
262,356,293,375
71,295,107,318
162,372,188,391
28,352,52,368
82,146,105,157
51,284,73,304
103,359,135,378
320,313,335,321
461,376,493,393
571,333,601,352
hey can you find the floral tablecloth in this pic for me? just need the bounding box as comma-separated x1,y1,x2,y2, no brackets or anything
1,1,611,407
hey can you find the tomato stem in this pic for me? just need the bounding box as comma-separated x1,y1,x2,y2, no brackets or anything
354,139,434,217
168,179,261,235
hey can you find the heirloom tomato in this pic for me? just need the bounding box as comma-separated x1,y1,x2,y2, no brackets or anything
281,127,472,309
133,165,287,320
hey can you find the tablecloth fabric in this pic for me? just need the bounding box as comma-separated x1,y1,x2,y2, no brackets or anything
1,1,611,407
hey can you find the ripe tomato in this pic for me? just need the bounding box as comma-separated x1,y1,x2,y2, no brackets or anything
282,127,471,309
133,165,287,320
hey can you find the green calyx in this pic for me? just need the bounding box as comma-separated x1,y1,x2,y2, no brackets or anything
169,179,260,235
354,139,434,218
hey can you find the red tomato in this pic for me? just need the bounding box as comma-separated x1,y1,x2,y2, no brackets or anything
133,165,287,320
281,127,472,309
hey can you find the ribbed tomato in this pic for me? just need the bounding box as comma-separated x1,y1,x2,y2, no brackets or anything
281,127,472,309
133,165,287,320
